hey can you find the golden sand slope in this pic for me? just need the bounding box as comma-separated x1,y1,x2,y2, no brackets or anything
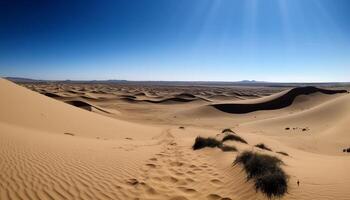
0,79,159,139
1,78,350,200
0,79,258,200
238,93,350,154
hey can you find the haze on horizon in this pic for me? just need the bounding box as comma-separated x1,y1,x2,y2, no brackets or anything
0,0,350,82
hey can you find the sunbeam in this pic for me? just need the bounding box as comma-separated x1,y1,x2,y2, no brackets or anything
277,0,295,52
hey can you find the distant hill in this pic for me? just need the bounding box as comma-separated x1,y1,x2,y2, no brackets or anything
4,77,350,87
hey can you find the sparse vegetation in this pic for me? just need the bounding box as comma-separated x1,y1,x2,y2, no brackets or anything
179,126,185,129
343,147,350,153
276,151,289,156
192,136,222,150
234,151,288,198
222,128,234,133
222,134,248,144
285,127,290,130
220,145,237,152
255,171,288,198
255,143,272,151
234,151,283,179
193,135,239,152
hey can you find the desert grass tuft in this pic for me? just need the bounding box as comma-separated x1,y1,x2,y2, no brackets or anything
192,136,222,150
222,128,234,133
255,143,272,151
234,151,288,198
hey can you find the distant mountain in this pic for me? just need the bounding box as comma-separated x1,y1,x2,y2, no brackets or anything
238,80,266,83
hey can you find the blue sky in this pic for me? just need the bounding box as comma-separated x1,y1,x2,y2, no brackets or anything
0,0,350,82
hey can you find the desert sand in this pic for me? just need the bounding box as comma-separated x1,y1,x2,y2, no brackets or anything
1,78,350,200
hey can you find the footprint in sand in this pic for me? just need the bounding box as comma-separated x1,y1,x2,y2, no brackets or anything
146,163,157,168
186,170,196,175
185,178,196,184
127,178,139,185
210,179,223,185
170,161,184,167
207,194,222,200
177,186,197,194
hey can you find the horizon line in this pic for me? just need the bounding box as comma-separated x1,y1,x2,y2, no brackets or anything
3,76,350,84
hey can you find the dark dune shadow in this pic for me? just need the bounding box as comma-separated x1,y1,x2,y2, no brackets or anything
211,86,347,114
43,92,63,98
65,100,111,113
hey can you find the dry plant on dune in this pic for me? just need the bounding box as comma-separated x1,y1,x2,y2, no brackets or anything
222,128,234,133
192,136,237,152
255,143,272,151
234,151,288,198
192,136,222,150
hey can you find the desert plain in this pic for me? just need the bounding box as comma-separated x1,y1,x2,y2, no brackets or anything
1,78,350,200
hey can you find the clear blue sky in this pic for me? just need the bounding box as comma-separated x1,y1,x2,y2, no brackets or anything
0,0,350,82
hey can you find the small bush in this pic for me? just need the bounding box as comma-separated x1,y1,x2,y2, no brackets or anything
343,148,350,153
255,171,288,198
255,143,272,151
222,134,248,144
234,151,282,179
222,128,234,133
192,136,222,150
234,151,288,198
220,145,237,152
276,151,289,156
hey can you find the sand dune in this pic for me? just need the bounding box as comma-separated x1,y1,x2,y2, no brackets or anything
174,93,197,99
238,93,350,155
2,78,350,199
0,78,159,139
118,92,210,104
122,96,207,104
0,79,258,199
211,86,347,114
